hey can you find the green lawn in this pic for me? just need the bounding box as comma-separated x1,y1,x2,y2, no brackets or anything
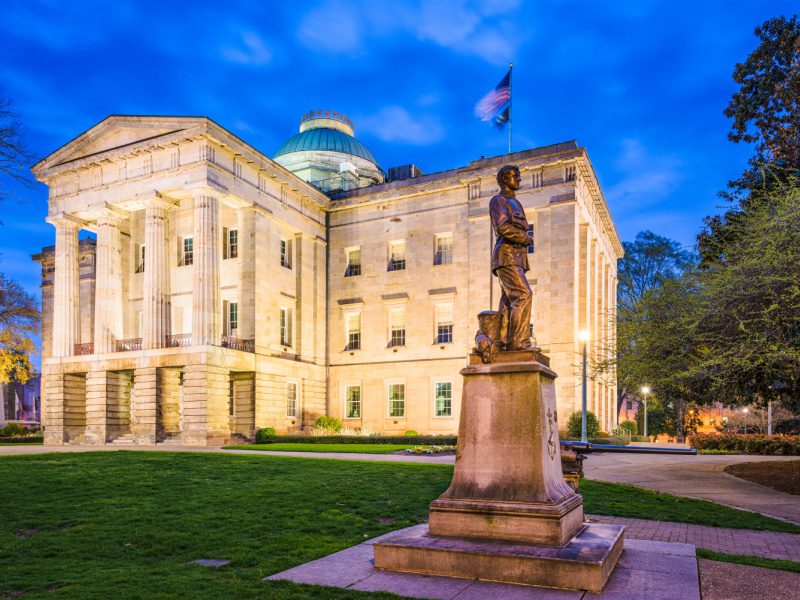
1,452,797,599
224,443,417,454
697,549,800,573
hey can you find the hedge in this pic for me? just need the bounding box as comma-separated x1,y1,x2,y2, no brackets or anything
254,431,457,446
689,433,800,455
0,436,44,444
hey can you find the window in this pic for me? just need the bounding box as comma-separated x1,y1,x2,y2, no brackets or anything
389,309,405,347
345,312,361,350
626,399,633,410
434,233,453,265
228,302,238,333
435,381,452,417
280,307,292,346
388,240,405,271
135,245,145,273
527,224,534,254
345,385,361,418
565,166,576,181
345,247,361,277
228,229,238,259
532,171,542,188
435,304,453,344
388,384,405,418
280,238,292,269
286,382,298,417
182,237,193,266
234,160,243,179
229,380,235,416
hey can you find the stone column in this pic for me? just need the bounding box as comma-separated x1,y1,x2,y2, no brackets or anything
93,207,125,353
49,216,81,357
192,191,221,346
85,369,110,444
131,367,158,444
142,198,171,350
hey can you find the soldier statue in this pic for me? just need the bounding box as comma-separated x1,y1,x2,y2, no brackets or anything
490,165,533,351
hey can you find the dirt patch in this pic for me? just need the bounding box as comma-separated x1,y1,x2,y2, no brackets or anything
699,559,800,600
725,460,800,495
14,528,39,538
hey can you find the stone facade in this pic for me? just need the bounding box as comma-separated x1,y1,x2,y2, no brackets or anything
32,115,621,445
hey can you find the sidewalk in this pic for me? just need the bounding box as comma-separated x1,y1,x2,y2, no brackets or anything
589,514,800,562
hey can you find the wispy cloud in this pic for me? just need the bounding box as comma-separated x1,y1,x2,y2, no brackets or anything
358,106,444,145
221,31,273,65
606,138,683,210
296,0,524,64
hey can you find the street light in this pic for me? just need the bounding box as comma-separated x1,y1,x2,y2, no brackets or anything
579,330,589,444
743,407,749,434
641,386,651,440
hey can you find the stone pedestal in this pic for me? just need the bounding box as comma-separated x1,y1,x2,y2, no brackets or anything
374,350,624,592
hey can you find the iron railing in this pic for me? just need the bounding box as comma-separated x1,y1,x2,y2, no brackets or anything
116,338,142,352
74,343,94,356
222,336,255,353
166,333,192,347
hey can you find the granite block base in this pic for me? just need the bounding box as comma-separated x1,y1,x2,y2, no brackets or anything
373,523,624,592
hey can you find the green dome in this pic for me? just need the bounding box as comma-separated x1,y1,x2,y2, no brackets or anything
274,127,378,164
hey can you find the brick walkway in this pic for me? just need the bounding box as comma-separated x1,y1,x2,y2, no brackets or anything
588,514,800,562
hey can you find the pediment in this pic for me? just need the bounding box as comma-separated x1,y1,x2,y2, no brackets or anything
33,115,210,175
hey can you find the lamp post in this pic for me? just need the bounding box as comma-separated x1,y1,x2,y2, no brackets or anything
743,407,749,434
579,330,589,444
641,386,650,440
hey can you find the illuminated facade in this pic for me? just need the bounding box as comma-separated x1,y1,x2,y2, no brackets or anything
33,113,621,445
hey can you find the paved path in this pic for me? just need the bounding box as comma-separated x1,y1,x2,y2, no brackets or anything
583,452,800,524
588,514,800,562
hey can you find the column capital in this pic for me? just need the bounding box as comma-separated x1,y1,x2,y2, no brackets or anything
88,202,129,224
135,191,178,210
45,212,88,229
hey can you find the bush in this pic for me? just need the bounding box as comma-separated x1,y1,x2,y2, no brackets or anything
689,433,800,455
775,418,800,435
566,411,600,439
404,430,419,436
0,423,26,437
619,420,638,435
255,427,276,444
631,435,649,442
254,434,458,445
589,436,631,446
314,416,342,432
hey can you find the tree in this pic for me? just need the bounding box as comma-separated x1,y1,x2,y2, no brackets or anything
0,274,39,384
724,15,800,174
700,15,800,263
694,182,800,413
0,95,32,195
612,231,695,411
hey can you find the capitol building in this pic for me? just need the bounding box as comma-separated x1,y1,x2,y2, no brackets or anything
32,112,622,446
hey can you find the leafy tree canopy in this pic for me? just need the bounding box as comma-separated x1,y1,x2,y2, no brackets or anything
0,274,39,384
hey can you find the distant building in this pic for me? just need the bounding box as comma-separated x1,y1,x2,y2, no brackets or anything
32,112,621,446
0,375,41,424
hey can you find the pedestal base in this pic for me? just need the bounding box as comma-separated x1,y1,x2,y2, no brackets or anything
429,493,584,546
374,523,624,592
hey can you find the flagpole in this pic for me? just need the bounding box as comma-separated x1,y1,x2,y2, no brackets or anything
508,62,513,154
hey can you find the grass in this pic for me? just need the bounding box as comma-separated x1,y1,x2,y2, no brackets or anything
697,548,800,573
0,440,43,446
581,479,800,533
1,452,798,599
223,443,417,454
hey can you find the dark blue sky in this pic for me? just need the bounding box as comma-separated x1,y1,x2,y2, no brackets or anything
0,0,794,300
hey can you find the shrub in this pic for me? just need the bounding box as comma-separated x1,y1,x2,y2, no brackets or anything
0,423,25,437
256,434,458,445
631,435,649,442
775,418,800,435
589,435,631,446
314,416,342,433
404,430,419,436
619,420,638,435
689,433,800,455
404,445,456,455
255,427,276,444
566,411,600,439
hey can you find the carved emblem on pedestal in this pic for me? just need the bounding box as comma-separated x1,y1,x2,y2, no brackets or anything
547,408,556,460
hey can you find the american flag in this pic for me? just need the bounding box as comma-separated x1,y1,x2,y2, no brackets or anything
475,69,511,128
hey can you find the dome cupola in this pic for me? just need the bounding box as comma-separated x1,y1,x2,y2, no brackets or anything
274,110,384,193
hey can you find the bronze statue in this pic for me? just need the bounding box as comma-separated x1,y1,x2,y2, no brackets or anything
490,165,533,351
